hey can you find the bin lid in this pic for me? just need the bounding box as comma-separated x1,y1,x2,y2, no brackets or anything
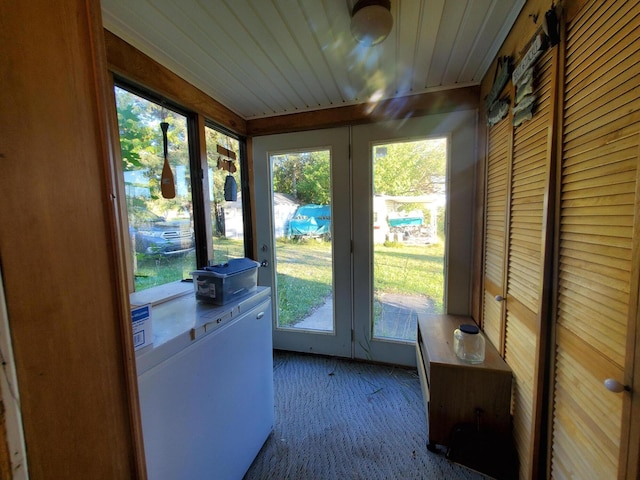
199,257,259,277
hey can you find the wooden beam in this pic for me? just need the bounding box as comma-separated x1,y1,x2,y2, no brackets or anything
246,87,480,136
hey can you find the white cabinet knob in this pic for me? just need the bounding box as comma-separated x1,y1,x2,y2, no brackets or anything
495,295,504,302
604,378,630,393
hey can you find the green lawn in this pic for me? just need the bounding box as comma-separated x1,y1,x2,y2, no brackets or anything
132,236,445,329
133,237,244,291
274,238,445,327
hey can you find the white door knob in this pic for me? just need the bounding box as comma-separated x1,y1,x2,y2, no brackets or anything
495,295,504,302
604,378,630,393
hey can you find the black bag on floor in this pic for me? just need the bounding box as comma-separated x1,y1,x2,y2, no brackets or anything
446,422,519,480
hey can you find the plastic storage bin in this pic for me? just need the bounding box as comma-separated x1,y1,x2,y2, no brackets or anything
191,258,259,305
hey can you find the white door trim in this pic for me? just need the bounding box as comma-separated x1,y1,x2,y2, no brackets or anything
0,265,29,479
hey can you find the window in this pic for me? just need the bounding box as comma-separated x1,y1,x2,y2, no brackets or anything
204,125,246,265
114,84,249,293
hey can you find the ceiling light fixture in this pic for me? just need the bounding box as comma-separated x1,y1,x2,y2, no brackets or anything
351,0,393,47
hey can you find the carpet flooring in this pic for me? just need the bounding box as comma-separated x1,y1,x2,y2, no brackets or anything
243,351,489,480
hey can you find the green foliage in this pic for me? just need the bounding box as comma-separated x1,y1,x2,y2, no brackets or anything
295,151,330,204
271,150,330,205
115,97,154,170
373,138,446,196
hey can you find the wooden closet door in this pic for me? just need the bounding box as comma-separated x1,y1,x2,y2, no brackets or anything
549,1,640,478
504,45,557,480
482,116,511,352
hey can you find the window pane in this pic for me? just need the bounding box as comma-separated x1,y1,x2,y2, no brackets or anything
205,126,246,264
270,150,334,332
115,86,196,291
372,138,447,341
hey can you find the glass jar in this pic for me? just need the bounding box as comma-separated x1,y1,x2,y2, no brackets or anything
453,324,485,364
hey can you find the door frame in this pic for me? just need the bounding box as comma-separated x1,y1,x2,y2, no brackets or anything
252,127,352,358
351,112,477,366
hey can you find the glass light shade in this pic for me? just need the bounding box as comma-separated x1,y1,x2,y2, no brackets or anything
351,5,392,46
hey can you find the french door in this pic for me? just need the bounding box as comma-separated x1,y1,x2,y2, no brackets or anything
253,114,474,365
253,128,352,357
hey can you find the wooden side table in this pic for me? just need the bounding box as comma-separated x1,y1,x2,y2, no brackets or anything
415,313,512,451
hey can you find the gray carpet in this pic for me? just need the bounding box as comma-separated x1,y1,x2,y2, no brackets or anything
243,351,489,480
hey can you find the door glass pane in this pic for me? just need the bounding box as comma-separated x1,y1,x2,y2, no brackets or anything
270,150,333,332
114,86,196,292
204,126,245,264
372,138,447,341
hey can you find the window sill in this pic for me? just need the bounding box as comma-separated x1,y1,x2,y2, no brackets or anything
129,280,193,308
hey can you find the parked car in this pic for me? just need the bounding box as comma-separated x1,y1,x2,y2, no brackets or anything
129,208,194,255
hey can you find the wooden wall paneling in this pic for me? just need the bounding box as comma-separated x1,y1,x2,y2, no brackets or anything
0,0,143,477
549,1,640,478
477,0,549,351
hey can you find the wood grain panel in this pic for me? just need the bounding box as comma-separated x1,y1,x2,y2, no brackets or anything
503,42,555,479
505,310,537,478
552,326,624,477
0,0,142,477
482,117,511,351
550,1,640,477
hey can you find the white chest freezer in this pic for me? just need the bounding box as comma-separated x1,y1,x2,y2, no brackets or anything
136,287,273,480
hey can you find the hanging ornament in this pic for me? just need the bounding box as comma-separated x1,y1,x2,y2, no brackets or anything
160,121,176,199
216,142,238,201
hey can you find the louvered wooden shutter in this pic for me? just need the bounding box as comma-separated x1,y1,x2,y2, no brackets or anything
550,0,640,478
504,45,555,479
483,117,511,350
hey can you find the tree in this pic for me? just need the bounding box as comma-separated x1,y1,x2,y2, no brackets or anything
373,138,446,196
272,150,331,205
115,86,192,216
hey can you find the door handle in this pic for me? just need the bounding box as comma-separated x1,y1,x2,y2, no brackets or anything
604,378,631,393
260,260,269,267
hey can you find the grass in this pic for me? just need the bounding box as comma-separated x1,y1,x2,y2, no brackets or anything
132,236,446,330
134,250,197,291
274,237,445,327
133,237,244,291
274,238,334,327
373,242,445,312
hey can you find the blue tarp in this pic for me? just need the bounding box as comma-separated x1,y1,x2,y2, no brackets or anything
388,215,423,227
387,211,424,228
289,204,331,236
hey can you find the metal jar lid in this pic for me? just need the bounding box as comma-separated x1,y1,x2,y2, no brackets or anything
459,324,479,335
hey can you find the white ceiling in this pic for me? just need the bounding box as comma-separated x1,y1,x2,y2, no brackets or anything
101,0,524,120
